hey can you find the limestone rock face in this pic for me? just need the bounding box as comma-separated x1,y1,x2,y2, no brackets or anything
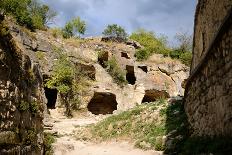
0,14,45,154
2,13,189,116
185,0,232,136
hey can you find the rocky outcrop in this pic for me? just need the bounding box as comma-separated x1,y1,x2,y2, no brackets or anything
0,14,45,154
2,14,189,116
185,0,232,136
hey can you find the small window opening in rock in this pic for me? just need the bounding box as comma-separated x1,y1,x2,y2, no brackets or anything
126,65,136,85
87,92,118,115
142,89,170,103
138,65,148,73
121,52,130,59
44,87,58,109
76,63,96,80
98,51,109,68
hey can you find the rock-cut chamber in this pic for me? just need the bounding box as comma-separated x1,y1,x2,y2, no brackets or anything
87,92,118,115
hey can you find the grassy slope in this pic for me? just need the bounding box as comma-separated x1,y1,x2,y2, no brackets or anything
87,99,189,152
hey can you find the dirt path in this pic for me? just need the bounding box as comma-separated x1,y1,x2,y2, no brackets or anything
44,109,162,155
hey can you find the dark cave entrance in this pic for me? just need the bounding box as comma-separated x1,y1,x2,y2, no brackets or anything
126,65,136,85
138,65,148,73
121,52,130,59
98,51,109,68
142,89,170,103
87,92,118,115
44,87,58,109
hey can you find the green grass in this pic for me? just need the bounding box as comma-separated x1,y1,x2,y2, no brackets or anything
77,99,232,154
90,101,168,150
44,133,55,155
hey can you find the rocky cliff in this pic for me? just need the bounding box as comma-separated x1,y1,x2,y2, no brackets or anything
185,0,232,136
0,14,45,154
7,22,189,114
0,10,190,154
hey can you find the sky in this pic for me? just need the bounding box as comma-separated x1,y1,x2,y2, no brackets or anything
43,0,197,44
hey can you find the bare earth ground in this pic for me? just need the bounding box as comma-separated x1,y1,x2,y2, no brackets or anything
45,109,163,155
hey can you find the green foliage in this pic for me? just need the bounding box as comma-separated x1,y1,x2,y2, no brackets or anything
72,16,86,37
130,29,169,61
19,101,30,111
105,56,127,86
44,133,55,155
30,101,39,115
134,49,150,61
45,50,74,94
170,50,192,66
24,129,37,145
91,102,167,150
62,21,73,39
62,16,86,38
179,51,192,66
102,24,128,41
169,31,193,66
0,0,56,30
35,51,45,60
45,48,91,116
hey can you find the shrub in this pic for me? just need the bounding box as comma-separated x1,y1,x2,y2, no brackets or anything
102,24,128,41
130,29,169,61
19,101,30,111
105,56,127,86
62,17,86,38
45,48,91,116
44,133,55,155
179,51,192,66
134,49,150,61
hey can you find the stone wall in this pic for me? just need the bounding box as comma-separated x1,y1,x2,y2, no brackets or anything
0,14,45,154
191,0,232,71
185,0,232,136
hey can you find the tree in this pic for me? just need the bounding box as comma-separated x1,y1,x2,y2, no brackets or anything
174,31,192,52
72,17,86,37
62,16,86,38
170,31,193,66
0,0,56,30
62,21,74,38
102,24,128,41
45,48,91,116
130,29,169,60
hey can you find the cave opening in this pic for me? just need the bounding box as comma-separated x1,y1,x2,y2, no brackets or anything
121,52,130,59
98,51,109,68
126,65,136,85
44,87,58,109
138,65,148,73
87,92,118,115
142,89,170,103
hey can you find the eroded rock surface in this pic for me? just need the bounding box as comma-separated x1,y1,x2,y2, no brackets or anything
0,14,45,154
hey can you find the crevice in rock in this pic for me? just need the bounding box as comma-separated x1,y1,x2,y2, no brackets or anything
126,65,136,85
142,89,170,103
121,52,130,59
158,67,176,83
138,65,148,73
87,92,118,115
